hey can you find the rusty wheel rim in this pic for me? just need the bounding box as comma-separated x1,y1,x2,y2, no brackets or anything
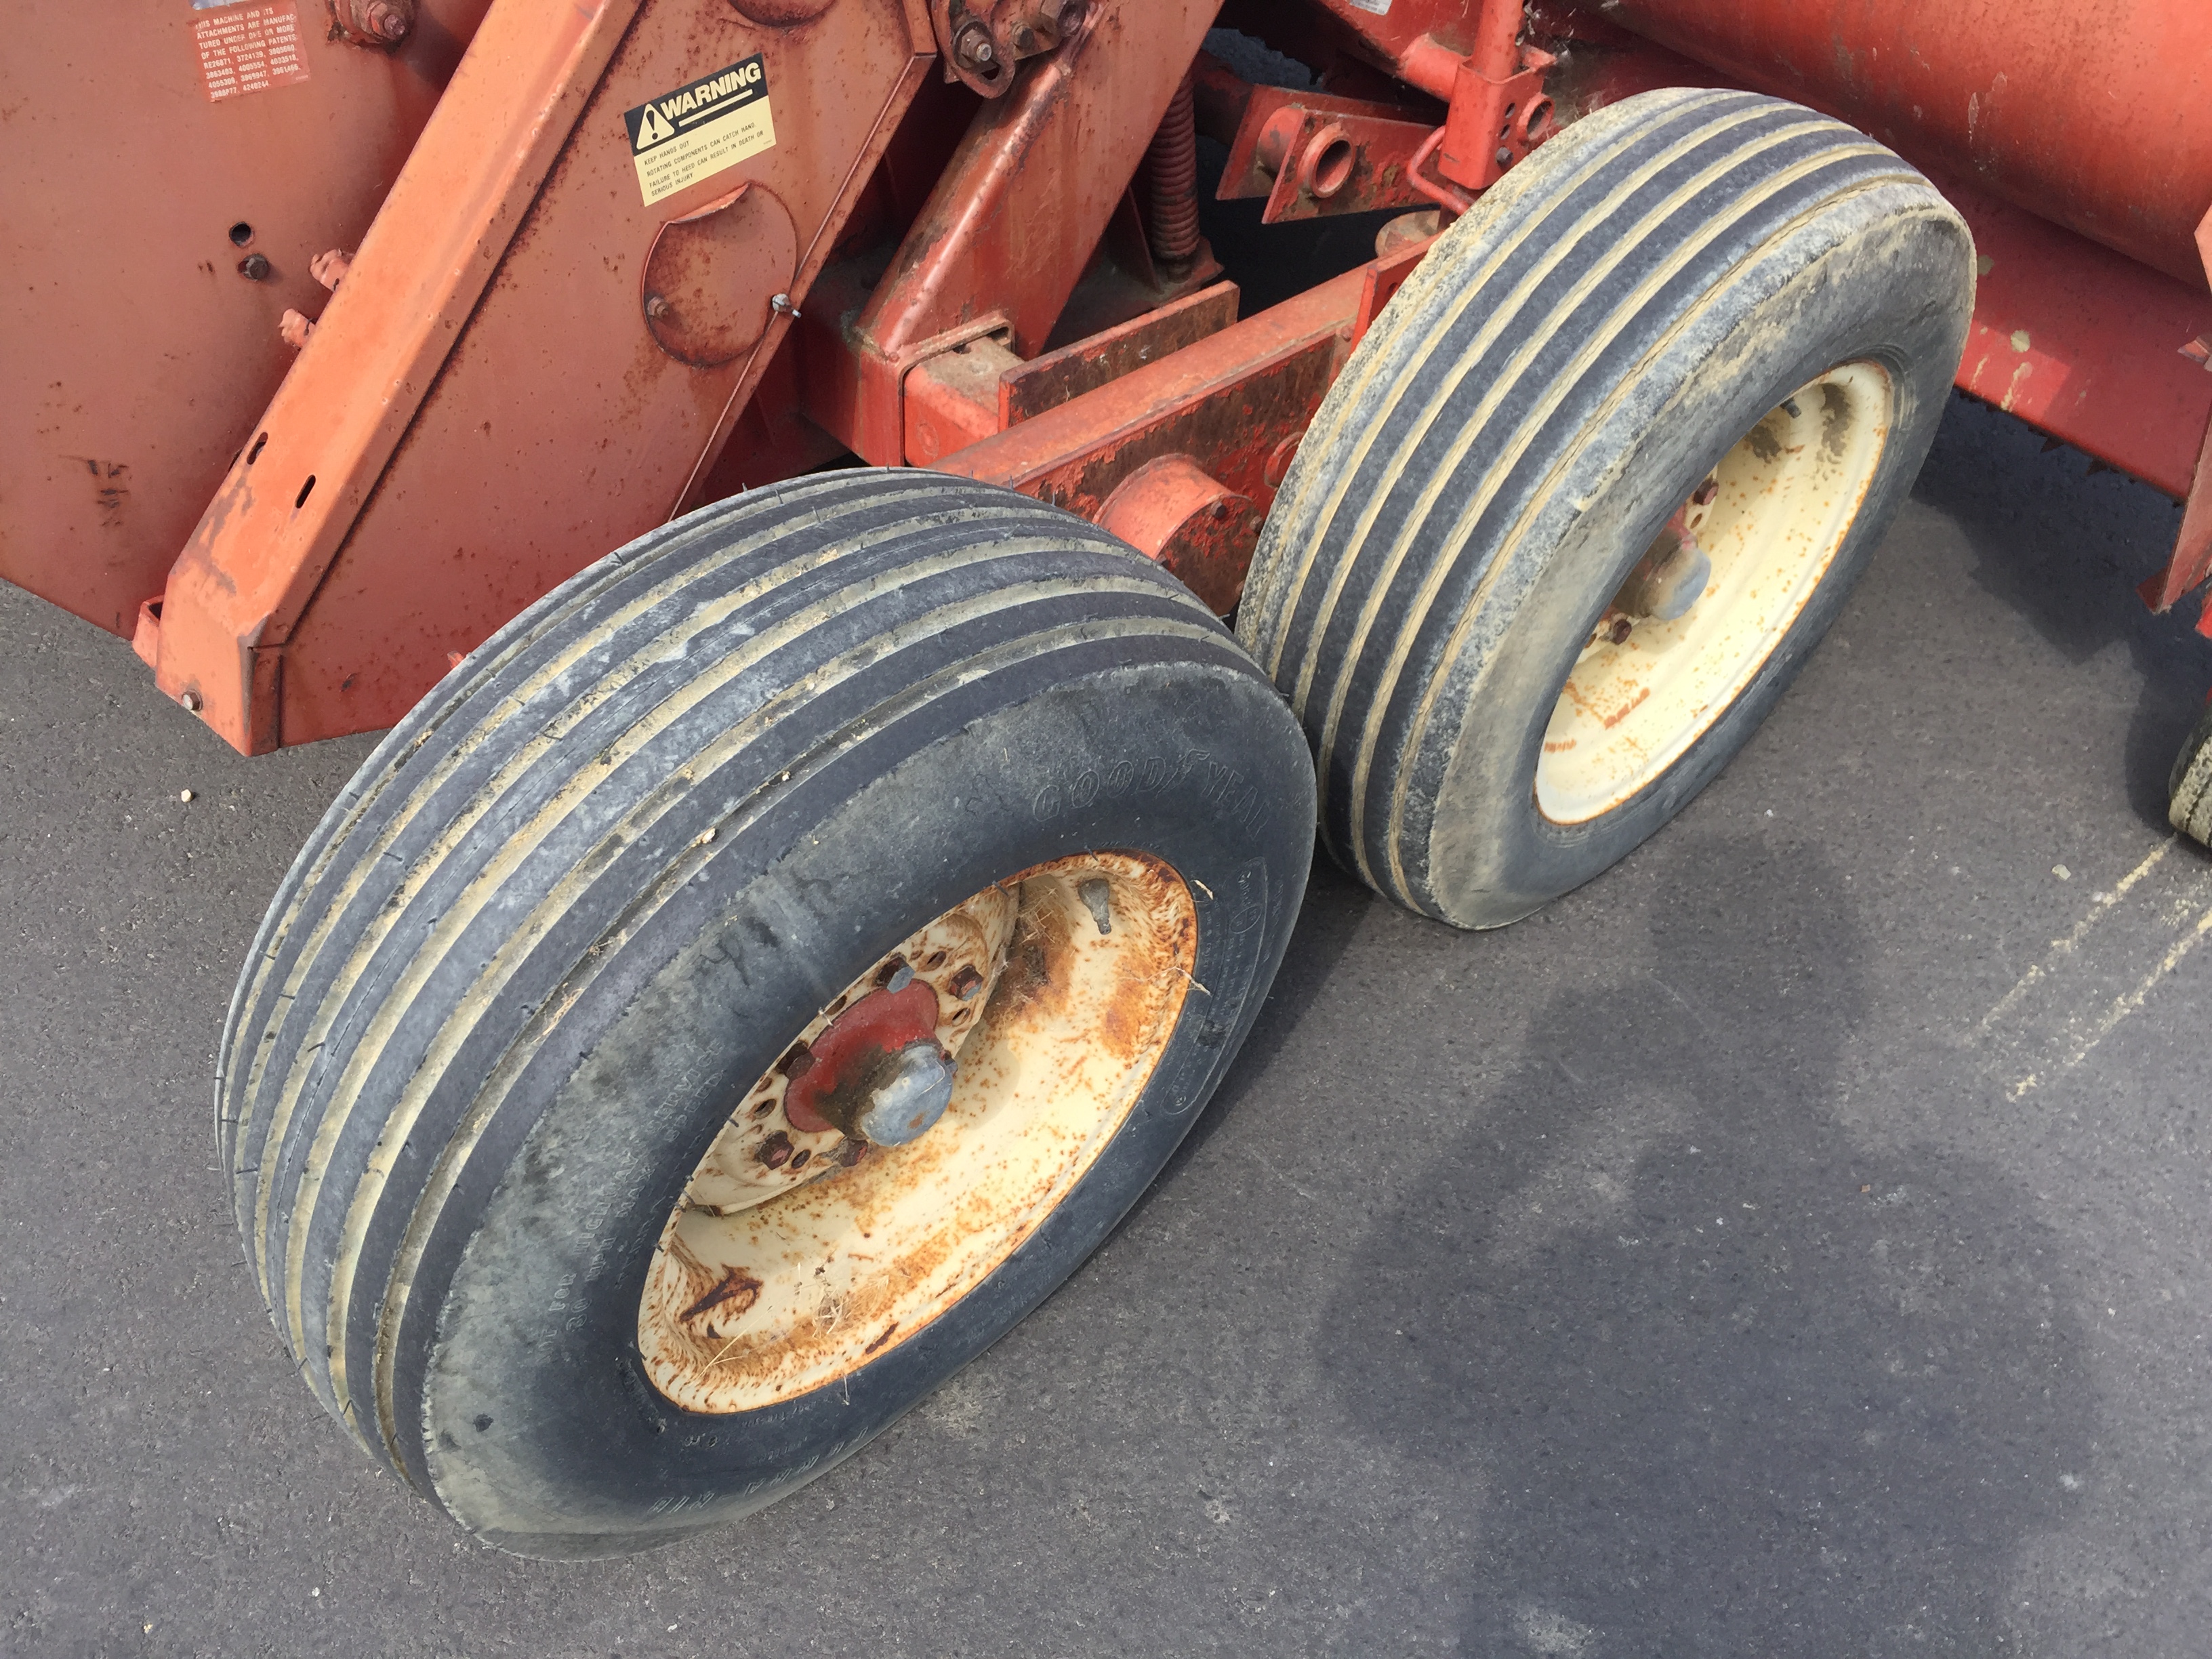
1535,361,1893,825
637,851,1196,1414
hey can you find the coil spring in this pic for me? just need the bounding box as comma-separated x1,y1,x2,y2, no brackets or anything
1145,73,1201,275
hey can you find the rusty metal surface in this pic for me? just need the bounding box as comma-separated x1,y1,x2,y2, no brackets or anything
1214,81,1439,225
821,0,1221,465
903,333,1023,466
1097,453,1259,615
1000,281,1238,424
1349,232,1435,349
641,184,800,369
929,0,1081,97
638,853,1193,1417
931,263,1368,533
1559,0,2212,291
152,0,930,752
0,0,492,641
1431,1,1550,194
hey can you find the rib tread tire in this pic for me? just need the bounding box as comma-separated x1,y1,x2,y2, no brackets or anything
220,470,1311,1547
1239,88,1971,925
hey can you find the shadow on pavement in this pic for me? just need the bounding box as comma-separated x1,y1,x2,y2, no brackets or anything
1912,394,2204,829
1319,830,2095,1656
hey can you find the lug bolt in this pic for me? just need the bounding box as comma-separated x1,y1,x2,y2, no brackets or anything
955,21,995,64
644,293,670,320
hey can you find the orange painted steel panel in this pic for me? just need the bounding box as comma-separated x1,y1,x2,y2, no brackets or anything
154,0,931,752
0,0,492,640
1949,178,2212,504
1565,0,2212,291
824,0,1223,466
932,264,1368,518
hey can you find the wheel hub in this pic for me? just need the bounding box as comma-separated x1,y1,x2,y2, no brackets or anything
782,974,956,1145
1536,361,1893,824
636,853,1197,1415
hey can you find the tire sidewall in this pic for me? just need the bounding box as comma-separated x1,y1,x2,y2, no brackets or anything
413,664,1308,1555
1425,202,1968,927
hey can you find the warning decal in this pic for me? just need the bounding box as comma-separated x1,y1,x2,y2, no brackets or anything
623,55,776,207
191,0,310,104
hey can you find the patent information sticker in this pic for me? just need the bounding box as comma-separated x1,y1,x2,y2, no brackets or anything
623,55,776,207
190,0,310,104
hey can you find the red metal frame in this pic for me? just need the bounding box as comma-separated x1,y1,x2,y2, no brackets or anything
11,0,2212,754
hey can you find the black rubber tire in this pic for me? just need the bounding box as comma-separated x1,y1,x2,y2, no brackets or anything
1239,88,1973,928
2170,699,2212,847
218,469,1314,1557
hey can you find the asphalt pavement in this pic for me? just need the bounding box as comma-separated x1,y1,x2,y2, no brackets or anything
6,396,2211,1657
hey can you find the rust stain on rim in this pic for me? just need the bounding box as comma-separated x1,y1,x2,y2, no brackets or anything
638,850,1195,1413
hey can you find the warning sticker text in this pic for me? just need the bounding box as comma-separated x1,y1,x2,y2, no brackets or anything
192,1,310,104
623,55,776,207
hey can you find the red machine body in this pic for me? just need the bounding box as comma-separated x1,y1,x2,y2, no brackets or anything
4,0,2208,754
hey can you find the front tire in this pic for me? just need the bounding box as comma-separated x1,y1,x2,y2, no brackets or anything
219,470,1313,1556
1240,88,1972,928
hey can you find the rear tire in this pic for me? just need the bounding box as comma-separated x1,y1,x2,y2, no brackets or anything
2170,699,2212,847
1240,88,1972,928
220,470,1313,1556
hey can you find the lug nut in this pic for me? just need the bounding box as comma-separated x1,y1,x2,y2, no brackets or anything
644,293,671,320
237,253,272,281
955,21,995,64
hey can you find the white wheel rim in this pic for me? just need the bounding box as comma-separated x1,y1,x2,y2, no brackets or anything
636,852,1195,1414
1535,362,1893,825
